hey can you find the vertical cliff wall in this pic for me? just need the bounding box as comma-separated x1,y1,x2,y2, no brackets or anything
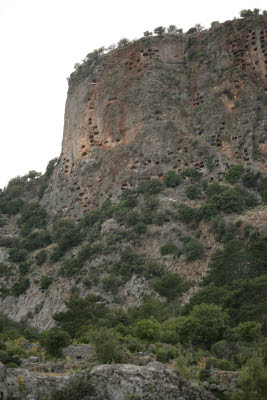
41,16,267,218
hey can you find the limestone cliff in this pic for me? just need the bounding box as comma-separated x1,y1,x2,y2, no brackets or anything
42,16,267,218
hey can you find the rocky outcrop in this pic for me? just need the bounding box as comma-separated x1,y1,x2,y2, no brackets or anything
41,16,267,219
0,361,216,400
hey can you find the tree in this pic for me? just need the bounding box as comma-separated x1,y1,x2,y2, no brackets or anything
163,171,181,187
117,38,130,48
39,328,72,357
143,31,152,37
167,25,178,34
154,26,165,36
136,318,161,341
152,272,185,301
53,294,108,337
188,303,230,346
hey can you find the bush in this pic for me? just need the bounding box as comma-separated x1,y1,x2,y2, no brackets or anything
136,318,161,342
36,249,47,266
138,179,164,195
259,177,267,203
200,200,218,220
52,218,81,251
60,258,80,276
50,379,94,400
182,236,204,261
18,203,47,234
225,164,244,184
38,158,58,199
233,321,262,342
20,230,51,251
102,275,122,294
177,204,201,227
185,184,200,199
181,168,202,183
19,263,30,275
39,328,72,357
160,242,181,256
12,278,30,296
215,189,243,213
8,247,28,263
242,171,259,188
218,359,235,371
89,328,123,363
40,275,52,290
78,243,102,264
152,272,186,301
163,171,181,187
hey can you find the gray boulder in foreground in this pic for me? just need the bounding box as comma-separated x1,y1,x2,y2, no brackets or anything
0,361,216,400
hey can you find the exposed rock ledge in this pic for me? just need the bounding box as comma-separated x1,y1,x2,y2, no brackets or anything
0,361,216,400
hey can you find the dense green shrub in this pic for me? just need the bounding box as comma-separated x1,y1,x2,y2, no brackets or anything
50,379,94,400
102,275,122,294
18,203,47,234
225,164,244,184
0,199,24,215
40,275,52,290
53,294,109,337
9,247,28,263
205,182,226,198
181,168,202,183
38,158,58,199
118,189,138,208
12,278,30,296
200,200,218,220
39,327,72,357
177,204,201,227
36,249,47,266
50,246,65,263
152,272,186,301
258,176,267,203
89,328,123,364
0,217,5,227
163,171,181,187
242,171,259,188
233,321,262,342
20,230,51,251
160,242,181,256
78,243,102,264
60,258,80,276
215,189,243,213
19,263,30,275
136,318,161,342
212,217,236,243
111,248,145,279
185,184,200,199
52,219,81,251
138,179,164,195
182,236,204,260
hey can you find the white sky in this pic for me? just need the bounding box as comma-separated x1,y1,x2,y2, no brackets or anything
0,0,266,188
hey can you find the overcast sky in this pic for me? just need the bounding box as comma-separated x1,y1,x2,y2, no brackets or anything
0,0,266,188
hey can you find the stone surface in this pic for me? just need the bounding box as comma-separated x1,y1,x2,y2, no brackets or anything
0,361,216,400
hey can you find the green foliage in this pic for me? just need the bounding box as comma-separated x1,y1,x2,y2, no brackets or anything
101,274,122,294
18,203,47,235
232,356,267,400
225,164,244,184
200,200,218,220
39,327,72,357
60,258,80,276
35,249,47,266
152,272,186,301
0,314,38,341
0,217,6,227
177,204,201,227
242,171,259,188
154,26,165,36
50,379,94,400
0,199,24,215
181,168,202,183
136,318,161,342
138,179,164,195
240,8,262,18
184,286,229,313
160,242,181,257
204,240,248,286
233,321,262,342
163,171,181,187
20,230,51,251
215,189,243,213
53,294,108,337
88,328,123,363
52,219,81,252
187,303,230,346
38,158,58,199
111,247,145,279
9,247,28,263
259,177,267,203
185,184,200,199
212,217,236,243
19,262,30,275
11,278,30,296
40,275,52,290
182,236,204,260
77,242,102,265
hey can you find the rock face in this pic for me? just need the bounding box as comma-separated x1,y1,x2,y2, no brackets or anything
0,361,216,400
41,16,267,219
